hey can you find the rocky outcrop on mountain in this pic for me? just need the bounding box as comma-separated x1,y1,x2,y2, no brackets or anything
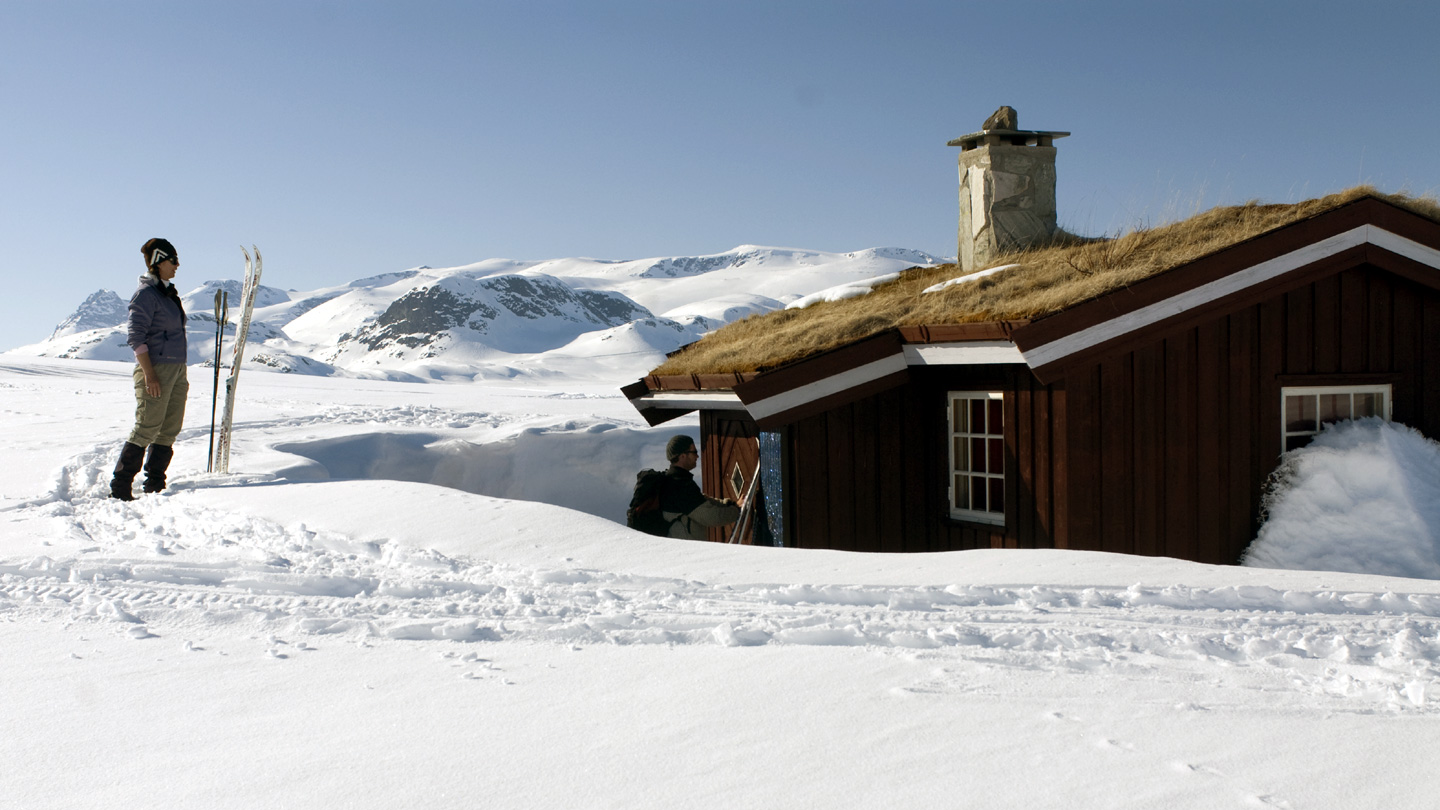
353,286,489,351
638,249,779,278
51,290,127,338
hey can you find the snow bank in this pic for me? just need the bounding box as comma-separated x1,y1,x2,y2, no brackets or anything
273,423,684,523
1244,418,1440,579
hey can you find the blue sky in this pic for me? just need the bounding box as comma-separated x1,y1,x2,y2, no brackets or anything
2,0,1437,350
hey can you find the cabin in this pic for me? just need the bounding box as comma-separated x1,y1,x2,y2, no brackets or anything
622,111,1440,564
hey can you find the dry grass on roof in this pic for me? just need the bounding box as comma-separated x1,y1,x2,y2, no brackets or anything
653,187,1440,376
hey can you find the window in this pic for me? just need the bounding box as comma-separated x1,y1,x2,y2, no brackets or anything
757,430,787,547
948,392,1004,525
1281,385,1391,451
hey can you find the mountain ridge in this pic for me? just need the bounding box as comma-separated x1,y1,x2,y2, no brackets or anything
12,244,940,382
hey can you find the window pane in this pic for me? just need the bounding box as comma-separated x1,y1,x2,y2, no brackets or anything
1319,393,1348,424
971,399,987,434
989,477,1005,515
971,437,987,473
987,399,1003,436
971,476,988,511
954,475,968,511
953,437,969,472
1354,393,1377,418
1286,435,1312,452
988,437,1003,475
952,399,968,433
1285,395,1317,433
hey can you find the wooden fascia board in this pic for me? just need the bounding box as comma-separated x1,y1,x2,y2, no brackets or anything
735,331,909,426
748,367,911,430
1365,237,1440,292
737,331,906,401
1013,200,1440,383
731,326,1032,428
898,320,1030,342
623,375,750,425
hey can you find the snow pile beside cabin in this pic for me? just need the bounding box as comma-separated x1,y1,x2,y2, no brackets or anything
1245,418,1440,579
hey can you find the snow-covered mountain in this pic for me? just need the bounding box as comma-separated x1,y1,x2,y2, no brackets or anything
48,289,127,339
11,246,941,382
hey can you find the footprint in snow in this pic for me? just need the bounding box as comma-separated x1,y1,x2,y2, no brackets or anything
1169,761,1223,776
1245,794,1294,809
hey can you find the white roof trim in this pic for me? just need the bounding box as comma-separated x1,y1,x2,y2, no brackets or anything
903,341,1024,365
631,391,744,411
1372,224,1440,267
745,353,908,422
1021,225,1440,370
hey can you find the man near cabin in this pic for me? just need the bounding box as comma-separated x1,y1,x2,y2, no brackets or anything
660,435,742,541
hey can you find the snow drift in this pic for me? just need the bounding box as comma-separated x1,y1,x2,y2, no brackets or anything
1245,418,1440,579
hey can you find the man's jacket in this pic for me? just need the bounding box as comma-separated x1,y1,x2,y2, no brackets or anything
659,466,741,541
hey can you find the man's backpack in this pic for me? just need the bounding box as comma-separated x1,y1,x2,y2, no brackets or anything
627,469,678,536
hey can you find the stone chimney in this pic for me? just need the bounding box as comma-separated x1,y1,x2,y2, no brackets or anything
948,106,1069,272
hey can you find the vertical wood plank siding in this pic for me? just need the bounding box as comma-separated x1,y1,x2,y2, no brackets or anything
782,366,1055,553
699,264,1440,563
1068,264,1440,564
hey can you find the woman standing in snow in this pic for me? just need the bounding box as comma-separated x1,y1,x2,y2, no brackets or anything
110,238,189,500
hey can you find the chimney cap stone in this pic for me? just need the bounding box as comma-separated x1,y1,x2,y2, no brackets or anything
947,129,1070,150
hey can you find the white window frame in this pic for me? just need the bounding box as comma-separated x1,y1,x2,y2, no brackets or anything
947,391,1005,525
1280,384,1392,451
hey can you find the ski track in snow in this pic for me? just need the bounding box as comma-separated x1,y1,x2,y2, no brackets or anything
5,445,1440,715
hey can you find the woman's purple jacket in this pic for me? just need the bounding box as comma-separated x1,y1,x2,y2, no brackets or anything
126,275,188,364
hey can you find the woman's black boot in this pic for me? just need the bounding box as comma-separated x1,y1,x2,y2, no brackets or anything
110,442,146,501
143,444,174,493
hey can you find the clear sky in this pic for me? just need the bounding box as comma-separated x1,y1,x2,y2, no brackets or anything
2,0,1437,350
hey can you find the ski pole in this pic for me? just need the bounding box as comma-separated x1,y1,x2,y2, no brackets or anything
207,289,229,472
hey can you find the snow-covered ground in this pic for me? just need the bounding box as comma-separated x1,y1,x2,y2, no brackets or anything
5,355,1440,809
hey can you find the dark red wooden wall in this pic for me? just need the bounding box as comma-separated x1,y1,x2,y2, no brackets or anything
1062,262,1440,564
777,366,1063,553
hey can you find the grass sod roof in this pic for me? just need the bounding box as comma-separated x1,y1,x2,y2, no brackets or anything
652,187,1440,377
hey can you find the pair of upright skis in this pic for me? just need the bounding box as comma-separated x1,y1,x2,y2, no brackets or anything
207,246,263,474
